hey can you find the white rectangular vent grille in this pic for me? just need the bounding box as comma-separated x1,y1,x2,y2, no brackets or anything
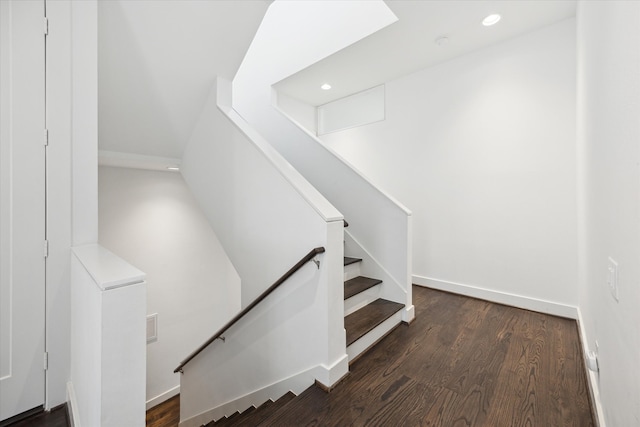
146,313,158,343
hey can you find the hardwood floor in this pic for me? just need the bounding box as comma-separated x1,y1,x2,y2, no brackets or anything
1,404,69,427
148,286,594,427
146,395,180,427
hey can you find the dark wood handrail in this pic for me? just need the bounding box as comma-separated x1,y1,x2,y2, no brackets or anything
174,246,326,373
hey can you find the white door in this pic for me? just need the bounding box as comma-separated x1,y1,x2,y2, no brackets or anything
0,0,47,422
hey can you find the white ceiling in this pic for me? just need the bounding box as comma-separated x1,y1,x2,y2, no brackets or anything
274,0,576,106
97,0,576,160
98,0,269,159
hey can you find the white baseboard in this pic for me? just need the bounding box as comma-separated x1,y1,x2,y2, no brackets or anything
576,308,606,427
402,304,415,323
413,275,579,319
66,381,80,427
314,354,349,389
146,385,180,410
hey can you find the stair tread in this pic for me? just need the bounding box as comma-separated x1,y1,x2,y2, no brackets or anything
344,276,383,300
343,256,362,266
225,391,296,426
345,299,404,346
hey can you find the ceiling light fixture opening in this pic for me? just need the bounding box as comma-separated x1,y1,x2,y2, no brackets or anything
320,83,332,90
482,14,501,26
167,166,180,171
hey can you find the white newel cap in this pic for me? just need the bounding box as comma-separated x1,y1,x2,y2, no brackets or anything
72,243,146,290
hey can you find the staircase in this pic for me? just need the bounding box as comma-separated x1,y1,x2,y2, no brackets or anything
206,255,404,426
343,256,405,363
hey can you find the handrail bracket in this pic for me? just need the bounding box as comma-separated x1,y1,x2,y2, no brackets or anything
313,258,320,269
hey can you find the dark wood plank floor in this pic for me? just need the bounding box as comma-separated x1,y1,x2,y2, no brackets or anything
146,395,180,427
148,286,594,427
2,404,69,427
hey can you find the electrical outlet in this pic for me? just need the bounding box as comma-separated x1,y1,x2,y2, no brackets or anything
607,257,619,302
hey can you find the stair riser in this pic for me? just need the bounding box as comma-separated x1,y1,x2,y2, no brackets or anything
343,262,361,281
182,369,312,427
346,310,403,363
344,284,382,316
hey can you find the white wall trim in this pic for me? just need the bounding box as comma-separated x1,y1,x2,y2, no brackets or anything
576,308,606,427
413,275,578,319
98,150,181,172
179,366,316,427
146,385,180,411
313,354,349,389
66,381,80,427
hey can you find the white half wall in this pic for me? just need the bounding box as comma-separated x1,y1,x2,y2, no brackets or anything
577,2,640,425
98,166,241,408
71,244,146,427
321,19,579,308
233,0,413,319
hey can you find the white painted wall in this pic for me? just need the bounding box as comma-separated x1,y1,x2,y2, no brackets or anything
97,0,268,159
71,0,99,247
317,85,385,135
577,2,640,425
275,92,316,135
321,19,578,311
98,166,241,408
183,79,343,306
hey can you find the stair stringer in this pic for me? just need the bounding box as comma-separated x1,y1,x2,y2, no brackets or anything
180,360,347,427
344,230,415,323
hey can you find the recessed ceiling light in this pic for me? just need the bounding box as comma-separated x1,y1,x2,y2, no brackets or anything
167,166,180,171
482,14,501,26
320,83,332,90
